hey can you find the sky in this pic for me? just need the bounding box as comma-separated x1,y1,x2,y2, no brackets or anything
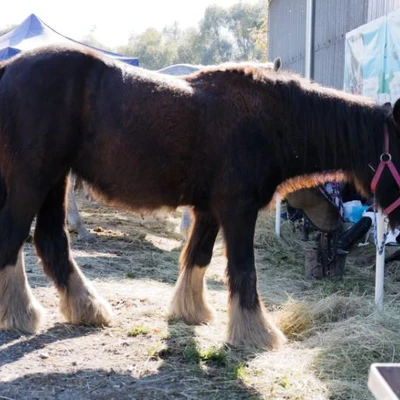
1,0,260,49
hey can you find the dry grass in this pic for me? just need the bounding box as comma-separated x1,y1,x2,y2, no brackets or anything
311,303,400,399
1,194,400,399
276,294,373,339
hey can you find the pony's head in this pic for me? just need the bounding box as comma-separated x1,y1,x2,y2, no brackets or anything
373,99,400,228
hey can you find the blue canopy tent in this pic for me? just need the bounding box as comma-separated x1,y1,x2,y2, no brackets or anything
0,14,139,66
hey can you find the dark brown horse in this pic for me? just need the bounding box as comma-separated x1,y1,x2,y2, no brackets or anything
0,45,399,349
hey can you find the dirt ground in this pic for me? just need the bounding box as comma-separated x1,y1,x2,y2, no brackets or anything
0,194,258,400
1,193,399,399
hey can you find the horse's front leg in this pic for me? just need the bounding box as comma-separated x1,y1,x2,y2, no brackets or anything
169,209,219,324
220,205,286,349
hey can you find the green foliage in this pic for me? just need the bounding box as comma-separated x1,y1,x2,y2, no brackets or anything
250,15,268,61
119,0,268,69
119,28,176,70
81,26,112,51
198,0,268,64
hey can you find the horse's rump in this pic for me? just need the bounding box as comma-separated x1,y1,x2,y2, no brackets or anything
0,47,201,211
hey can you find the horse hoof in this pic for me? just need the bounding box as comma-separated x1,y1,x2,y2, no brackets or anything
0,297,44,334
227,324,286,349
169,302,216,325
227,297,287,349
169,266,215,325
77,231,96,243
58,272,113,327
60,293,113,327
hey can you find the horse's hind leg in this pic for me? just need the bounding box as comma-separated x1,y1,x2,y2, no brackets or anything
0,199,45,333
169,209,219,324
219,205,286,349
34,176,112,326
0,248,44,333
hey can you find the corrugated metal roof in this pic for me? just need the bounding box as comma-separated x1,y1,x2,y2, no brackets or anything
313,0,368,88
368,0,400,21
268,0,307,76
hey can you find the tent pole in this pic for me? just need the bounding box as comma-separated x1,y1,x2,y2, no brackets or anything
305,0,315,79
375,208,385,309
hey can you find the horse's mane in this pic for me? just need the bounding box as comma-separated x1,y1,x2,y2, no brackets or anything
273,72,387,195
284,74,389,197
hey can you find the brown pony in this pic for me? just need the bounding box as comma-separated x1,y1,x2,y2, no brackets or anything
0,45,399,349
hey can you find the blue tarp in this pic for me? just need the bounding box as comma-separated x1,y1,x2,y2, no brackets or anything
0,14,139,66
344,16,386,101
344,9,400,104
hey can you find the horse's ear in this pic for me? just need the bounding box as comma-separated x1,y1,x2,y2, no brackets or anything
383,102,392,112
273,57,281,72
382,102,393,119
393,99,400,126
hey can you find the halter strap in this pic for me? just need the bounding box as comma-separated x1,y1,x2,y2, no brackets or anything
370,125,400,215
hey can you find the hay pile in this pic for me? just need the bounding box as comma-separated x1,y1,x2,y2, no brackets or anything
254,210,400,399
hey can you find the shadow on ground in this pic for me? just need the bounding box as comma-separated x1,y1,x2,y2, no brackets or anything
1,321,263,400
0,324,101,368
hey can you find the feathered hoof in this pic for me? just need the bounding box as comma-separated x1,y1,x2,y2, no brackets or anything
59,272,113,327
0,257,45,334
227,296,287,349
0,294,44,334
169,296,216,325
169,266,215,325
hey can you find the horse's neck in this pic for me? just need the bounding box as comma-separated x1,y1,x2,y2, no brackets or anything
279,99,384,191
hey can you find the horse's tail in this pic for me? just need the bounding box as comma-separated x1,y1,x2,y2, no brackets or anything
0,63,7,209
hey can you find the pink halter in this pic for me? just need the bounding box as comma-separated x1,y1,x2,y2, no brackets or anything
371,125,400,215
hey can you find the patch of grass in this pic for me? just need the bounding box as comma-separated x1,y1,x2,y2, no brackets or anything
275,375,291,389
181,341,228,366
146,342,167,360
182,338,201,363
225,362,247,380
160,332,171,340
125,271,136,279
199,346,227,366
127,325,151,337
